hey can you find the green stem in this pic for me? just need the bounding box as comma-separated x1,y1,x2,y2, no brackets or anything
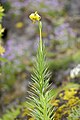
39,21,43,52
39,21,43,93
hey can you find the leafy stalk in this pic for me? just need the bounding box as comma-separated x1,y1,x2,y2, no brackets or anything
27,21,54,120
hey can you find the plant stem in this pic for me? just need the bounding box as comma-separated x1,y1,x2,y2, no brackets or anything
39,21,49,120
39,21,43,52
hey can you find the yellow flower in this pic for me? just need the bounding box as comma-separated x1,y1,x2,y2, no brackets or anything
29,11,41,23
0,5,4,20
0,24,4,37
0,45,5,55
0,5,4,13
15,22,24,28
63,88,77,100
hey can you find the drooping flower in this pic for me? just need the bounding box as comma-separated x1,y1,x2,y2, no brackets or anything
0,45,5,55
29,11,41,23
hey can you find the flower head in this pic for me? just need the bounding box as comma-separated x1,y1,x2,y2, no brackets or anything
0,5,4,13
70,64,80,79
0,45,5,55
29,11,41,23
0,24,4,38
15,22,24,28
0,5,4,20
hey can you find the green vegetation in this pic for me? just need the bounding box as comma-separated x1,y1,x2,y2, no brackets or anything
68,105,80,120
26,14,54,120
0,107,20,120
0,1,80,120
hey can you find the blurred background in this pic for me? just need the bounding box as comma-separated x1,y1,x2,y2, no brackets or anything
0,0,80,119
